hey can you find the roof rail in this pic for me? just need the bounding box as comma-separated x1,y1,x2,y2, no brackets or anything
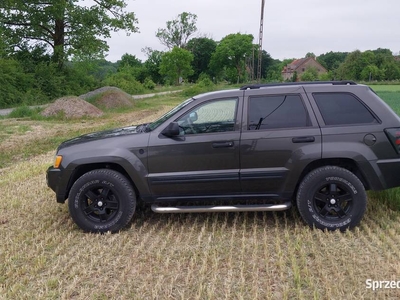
240,81,357,90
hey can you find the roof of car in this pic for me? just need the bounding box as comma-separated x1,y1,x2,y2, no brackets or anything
240,81,357,90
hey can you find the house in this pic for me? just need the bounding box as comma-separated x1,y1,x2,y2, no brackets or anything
282,57,327,81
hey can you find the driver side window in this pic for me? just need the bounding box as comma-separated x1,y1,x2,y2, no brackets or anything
177,98,238,135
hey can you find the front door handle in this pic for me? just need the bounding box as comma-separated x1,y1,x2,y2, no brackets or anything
212,141,234,148
292,136,315,143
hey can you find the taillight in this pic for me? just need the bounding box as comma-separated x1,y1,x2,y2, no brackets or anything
385,128,400,153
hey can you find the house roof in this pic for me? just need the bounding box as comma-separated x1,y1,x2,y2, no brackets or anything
282,57,326,73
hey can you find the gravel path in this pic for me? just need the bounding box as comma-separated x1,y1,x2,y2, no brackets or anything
0,90,182,116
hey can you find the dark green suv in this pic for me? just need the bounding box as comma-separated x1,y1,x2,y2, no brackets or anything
47,81,400,232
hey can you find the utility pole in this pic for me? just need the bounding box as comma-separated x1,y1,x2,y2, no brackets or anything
257,0,265,82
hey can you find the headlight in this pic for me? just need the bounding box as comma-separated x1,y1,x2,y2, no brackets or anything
54,155,63,168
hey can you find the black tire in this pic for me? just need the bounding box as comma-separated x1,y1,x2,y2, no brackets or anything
296,166,367,231
68,169,136,233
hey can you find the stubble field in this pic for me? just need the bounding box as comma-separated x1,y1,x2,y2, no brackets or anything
1,90,400,299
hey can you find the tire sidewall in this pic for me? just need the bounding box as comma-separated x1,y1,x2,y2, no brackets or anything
297,166,367,231
68,170,136,233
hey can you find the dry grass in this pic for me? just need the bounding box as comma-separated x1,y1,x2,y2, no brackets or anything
1,154,400,299
0,105,172,168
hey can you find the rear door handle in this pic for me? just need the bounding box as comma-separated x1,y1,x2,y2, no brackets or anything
292,136,315,143
212,141,234,148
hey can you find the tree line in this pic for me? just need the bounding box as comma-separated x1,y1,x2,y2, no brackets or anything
1,2,399,108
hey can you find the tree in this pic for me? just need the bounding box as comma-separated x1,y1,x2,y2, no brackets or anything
317,51,348,71
305,52,316,59
209,33,254,83
142,47,164,84
336,50,363,80
186,37,217,81
118,54,142,69
0,1,138,68
156,12,197,49
159,47,194,85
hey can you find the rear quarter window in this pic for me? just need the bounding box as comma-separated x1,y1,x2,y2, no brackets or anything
313,92,378,126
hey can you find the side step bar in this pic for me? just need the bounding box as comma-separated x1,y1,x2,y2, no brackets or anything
151,202,291,214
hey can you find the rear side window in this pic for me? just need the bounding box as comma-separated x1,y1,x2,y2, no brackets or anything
313,92,378,126
248,94,310,130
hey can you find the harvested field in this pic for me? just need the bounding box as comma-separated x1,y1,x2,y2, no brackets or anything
1,154,400,299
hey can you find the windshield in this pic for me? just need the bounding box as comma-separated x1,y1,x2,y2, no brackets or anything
147,98,194,131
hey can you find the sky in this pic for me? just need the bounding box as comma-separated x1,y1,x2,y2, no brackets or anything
104,0,400,62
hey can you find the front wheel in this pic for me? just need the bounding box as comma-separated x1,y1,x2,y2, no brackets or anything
296,166,367,231
68,169,136,233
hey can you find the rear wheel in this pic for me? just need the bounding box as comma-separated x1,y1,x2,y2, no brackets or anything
296,166,367,231
68,169,136,233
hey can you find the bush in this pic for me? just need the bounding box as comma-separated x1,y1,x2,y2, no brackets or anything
180,79,217,98
8,106,41,118
197,73,214,87
143,77,156,90
102,71,145,94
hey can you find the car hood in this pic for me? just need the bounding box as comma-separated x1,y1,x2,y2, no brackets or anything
58,125,144,150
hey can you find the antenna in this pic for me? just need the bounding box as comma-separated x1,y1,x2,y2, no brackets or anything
257,0,265,82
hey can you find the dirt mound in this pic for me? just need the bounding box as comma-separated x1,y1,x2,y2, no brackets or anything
41,96,103,118
79,86,126,100
94,90,133,109
80,86,133,109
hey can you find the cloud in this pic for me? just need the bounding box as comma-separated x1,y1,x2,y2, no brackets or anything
104,0,400,62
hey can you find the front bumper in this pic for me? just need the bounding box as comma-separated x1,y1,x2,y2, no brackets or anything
46,166,67,203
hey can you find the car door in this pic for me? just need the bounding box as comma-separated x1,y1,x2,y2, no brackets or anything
239,86,322,199
147,94,243,201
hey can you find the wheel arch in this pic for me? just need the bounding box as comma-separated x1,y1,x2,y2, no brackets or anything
293,158,370,200
66,163,141,201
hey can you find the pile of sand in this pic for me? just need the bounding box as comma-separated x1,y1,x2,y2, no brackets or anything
93,90,133,109
41,96,103,118
80,86,133,109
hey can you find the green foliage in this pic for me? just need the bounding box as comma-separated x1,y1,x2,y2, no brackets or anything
317,51,348,71
0,59,32,107
143,47,164,84
0,1,139,67
103,70,145,94
252,50,275,80
8,106,41,118
300,67,319,81
143,77,156,90
291,71,298,82
156,12,197,49
186,37,217,82
159,47,194,85
209,33,254,83
264,59,285,82
118,54,142,69
319,71,333,81
336,48,400,81
197,73,214,87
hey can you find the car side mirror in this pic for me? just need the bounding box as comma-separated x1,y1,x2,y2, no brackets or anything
161,122,180,137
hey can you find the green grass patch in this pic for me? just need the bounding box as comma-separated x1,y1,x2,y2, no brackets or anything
8,106,43,119
369,189,400,211
369,85,400,92
376,91,400,115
